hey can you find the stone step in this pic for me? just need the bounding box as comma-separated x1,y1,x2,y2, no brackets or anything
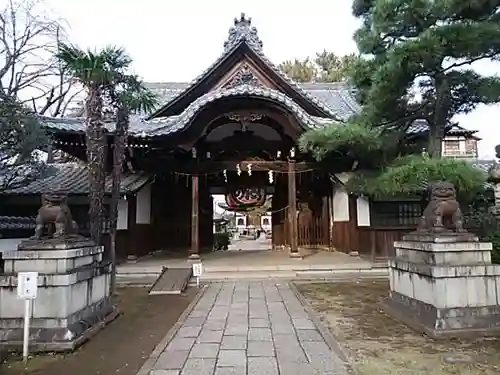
194,267,388,281
117,266,389,285
149,267,192,295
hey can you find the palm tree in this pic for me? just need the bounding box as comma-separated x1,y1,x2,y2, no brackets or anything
108,75,157,294
56,44,132,244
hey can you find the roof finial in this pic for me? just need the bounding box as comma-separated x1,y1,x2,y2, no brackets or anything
224,13,263,52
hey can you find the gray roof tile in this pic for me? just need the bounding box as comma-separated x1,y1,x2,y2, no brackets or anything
0,216,36,230
473,159,495,173
1,163,152,195
145,81,360,122
42,116,115,133
145,84,336,137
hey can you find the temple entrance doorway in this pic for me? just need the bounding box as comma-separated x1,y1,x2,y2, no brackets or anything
147,95,333,260
211,185,273,252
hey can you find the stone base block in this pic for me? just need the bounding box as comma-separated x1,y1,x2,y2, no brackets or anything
382,291,500,339
0,299,119,352
387,236,500,338
0,242,116,352
289,252,303,259
17,237,95,251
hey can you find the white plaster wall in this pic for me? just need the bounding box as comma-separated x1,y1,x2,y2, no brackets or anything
332,185,350,222
261,214,272,231
356,196,371,226
459,139,466,153
117,199,128,230
235,214,247,232
0,238,26,253
136,184,151,224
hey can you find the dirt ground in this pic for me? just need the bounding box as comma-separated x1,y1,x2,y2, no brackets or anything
1,287,197,375
296,281,500,375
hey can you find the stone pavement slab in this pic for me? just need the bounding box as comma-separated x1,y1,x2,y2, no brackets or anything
142,282,348,375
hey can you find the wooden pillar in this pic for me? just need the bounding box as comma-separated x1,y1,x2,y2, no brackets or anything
288,161,300,257
189,175,200,259
322,195,330,248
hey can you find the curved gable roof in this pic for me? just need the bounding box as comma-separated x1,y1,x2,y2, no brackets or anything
145,84,335,137
147,14,342,120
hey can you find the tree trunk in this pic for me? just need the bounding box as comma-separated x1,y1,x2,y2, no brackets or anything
109,105,128,295
428,76,451,158
85,85,104,244
427,124,444,158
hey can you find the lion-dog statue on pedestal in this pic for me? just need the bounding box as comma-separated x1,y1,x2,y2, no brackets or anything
417,181,466,233
31,192,79,240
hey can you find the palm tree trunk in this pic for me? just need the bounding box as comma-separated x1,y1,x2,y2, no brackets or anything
85,85,104,244
109,105,128,295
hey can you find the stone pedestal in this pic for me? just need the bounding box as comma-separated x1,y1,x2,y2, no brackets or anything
0,239,117,352
382,232,500,338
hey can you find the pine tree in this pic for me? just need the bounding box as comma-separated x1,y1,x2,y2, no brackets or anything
350,0,500,157
0,98,48,191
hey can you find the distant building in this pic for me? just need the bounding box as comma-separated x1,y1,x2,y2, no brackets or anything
441,124,480,159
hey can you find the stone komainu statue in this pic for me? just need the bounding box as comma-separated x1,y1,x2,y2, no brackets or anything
31,193,79,240
417,181,465,233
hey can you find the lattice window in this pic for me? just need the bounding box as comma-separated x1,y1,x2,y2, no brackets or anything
370,200,422,227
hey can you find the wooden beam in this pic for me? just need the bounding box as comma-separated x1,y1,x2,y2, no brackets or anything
288,161,300,257
189,175,200,259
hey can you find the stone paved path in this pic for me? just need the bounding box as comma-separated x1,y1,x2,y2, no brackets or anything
146,282,347,375
228,237,271,252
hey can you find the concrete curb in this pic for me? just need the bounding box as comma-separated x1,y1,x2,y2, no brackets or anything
135,285,208,375
289,282,354,374
118,271,389,286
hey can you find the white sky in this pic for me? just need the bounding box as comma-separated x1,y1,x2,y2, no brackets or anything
26,0,500,158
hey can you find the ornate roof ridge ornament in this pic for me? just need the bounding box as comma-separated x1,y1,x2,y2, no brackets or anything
224,13,263,52
223,63,263,89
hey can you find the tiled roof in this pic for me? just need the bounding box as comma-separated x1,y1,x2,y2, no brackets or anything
145,84,335,137
213,212,230,222
0,216,36,230
41,116,152,136
406,119,429,134
43,85,343,138
40,90,470,138
446,124,479,137
146,81,359,122
1,163,152,196
473,159,495,173
42,117,113,133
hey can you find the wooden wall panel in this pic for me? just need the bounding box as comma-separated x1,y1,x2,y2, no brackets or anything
358,227,411,259
272,179,287,248
331,196,359,253
199,184,214,252
150,176,191,252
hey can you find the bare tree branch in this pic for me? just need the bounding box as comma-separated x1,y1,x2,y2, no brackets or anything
0,0,82,116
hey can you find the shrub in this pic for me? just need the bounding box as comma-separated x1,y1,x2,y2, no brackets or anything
346,155,487,201
463,200,500,264
214,232,231,250
298,121,383,161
